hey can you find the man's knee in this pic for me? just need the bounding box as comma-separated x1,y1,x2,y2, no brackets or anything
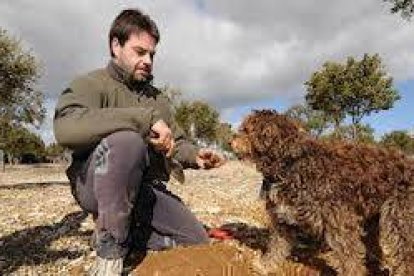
93,130,148,178
104,130,146,155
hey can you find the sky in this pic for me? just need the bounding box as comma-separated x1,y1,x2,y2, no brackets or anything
0,0,413,144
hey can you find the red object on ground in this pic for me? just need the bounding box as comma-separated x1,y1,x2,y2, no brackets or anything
208,228,233,240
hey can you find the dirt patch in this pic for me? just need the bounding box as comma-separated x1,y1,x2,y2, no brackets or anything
131,242,257,276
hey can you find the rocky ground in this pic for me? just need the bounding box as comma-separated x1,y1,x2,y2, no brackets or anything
0,162,317,275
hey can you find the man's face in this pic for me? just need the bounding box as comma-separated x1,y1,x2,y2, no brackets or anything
111,31,156,82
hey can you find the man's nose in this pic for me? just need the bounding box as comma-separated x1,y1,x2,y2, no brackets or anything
142,53,152,66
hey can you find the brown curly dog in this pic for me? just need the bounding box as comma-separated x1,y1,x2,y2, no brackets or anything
231,109,414,276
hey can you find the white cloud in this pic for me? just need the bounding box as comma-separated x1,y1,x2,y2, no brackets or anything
1,0,413,142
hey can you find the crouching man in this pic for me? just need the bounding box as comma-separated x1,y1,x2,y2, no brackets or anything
53,8,224,275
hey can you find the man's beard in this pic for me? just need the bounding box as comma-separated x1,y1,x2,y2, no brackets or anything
127,71,153,85
131,63,153,83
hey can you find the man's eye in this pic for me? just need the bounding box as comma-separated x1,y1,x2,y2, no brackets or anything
136,49,146,56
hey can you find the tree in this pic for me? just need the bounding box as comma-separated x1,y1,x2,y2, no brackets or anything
305,62,346,129
380,130,414,154
1,28,45,163
3,125,45,163
174,100,220,143
305,53,400,139
45,143,66,157
44,143,69,163
284,104,329,137
0,28,45,128
385,0,414,19
326,123,375,144
215,122,235,152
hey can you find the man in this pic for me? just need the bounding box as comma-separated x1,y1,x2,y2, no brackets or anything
53,8,224,275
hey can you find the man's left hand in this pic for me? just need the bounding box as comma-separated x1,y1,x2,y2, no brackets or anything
196,149,225,169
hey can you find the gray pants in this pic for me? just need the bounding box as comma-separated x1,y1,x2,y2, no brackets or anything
70,131,208,258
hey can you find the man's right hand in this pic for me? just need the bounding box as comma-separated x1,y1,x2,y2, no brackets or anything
150,119,175,157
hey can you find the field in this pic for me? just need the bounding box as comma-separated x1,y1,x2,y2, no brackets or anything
0,162,317,275
0,161,324,276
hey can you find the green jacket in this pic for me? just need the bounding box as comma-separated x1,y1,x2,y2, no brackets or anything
54,61,199,181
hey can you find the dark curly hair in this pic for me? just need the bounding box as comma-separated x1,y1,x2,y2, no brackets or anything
233,109,414,275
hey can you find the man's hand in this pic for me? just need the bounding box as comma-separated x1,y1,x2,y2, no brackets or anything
196,148,226,169
150,119,175,157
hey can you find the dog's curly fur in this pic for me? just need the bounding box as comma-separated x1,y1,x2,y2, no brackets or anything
232,110,414,275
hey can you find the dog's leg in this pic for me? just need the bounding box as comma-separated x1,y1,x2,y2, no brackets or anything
380,189,414,276
324,205,367,276
261,225,294,271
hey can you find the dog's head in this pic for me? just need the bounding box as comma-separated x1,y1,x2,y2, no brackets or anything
231,110,306,161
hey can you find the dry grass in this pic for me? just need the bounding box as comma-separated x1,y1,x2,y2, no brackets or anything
0,161,316,275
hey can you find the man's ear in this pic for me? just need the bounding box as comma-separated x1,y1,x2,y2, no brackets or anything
111,38,120,58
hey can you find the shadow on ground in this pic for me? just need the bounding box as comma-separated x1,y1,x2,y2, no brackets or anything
217,222,271,253
0,211,90,274
0,181,69,190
